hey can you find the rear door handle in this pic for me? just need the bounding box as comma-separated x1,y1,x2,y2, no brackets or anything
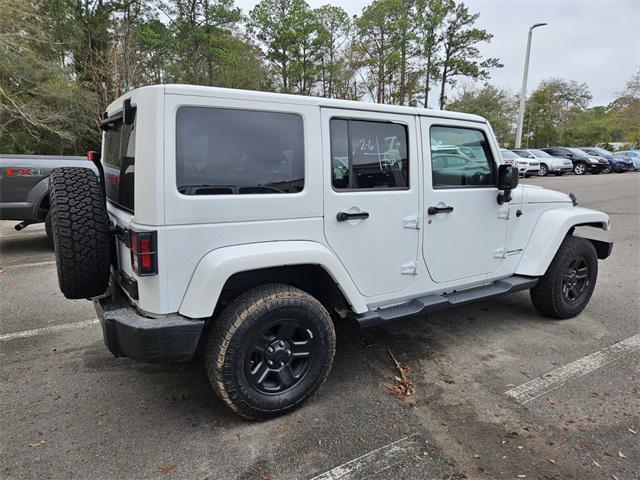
336,211,370,221
427,205,454,215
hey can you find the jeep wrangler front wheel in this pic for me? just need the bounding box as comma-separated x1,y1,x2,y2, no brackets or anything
205,284,336,419
530,236,598,319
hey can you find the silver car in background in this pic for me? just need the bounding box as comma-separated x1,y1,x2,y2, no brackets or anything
512,149,573,176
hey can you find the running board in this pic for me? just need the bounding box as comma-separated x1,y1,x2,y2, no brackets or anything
354,275,538,329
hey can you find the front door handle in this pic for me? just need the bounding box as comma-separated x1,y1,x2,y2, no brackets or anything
336,211,370,222
427,205,454,215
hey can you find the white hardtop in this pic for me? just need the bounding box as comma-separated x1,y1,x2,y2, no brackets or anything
107,84,488,124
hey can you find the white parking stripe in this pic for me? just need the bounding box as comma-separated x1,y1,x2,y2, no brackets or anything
505,333,640,404
309,434,421,480
2,260,56,269
0,319,99,341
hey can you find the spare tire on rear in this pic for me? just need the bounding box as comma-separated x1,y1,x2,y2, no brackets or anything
49,167,112,299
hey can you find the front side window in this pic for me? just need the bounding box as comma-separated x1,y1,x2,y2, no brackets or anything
176,107,304,195
330,119,409,190
430,126,494,188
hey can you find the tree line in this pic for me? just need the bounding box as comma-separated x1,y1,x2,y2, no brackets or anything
447,72,640,148
1,0,637,155
1,0,500,154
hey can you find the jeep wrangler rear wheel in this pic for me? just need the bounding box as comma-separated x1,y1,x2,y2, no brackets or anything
530,236,598,319
49,167,112,299
205,284,335,419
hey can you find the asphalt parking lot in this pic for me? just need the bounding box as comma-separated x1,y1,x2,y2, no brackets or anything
1,173,638,480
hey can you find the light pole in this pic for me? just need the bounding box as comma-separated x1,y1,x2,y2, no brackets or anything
515,23,547,148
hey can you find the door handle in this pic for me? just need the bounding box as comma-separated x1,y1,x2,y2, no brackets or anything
427,205,454,215
336,211,370,222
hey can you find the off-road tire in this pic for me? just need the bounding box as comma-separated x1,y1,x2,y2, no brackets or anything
530,236,598,319
205,284,336,420
49,167,111,299
44,210,53,246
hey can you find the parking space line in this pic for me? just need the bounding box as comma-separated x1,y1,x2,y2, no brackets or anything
309,434,421,480
2,260,56,269
505,333,640,404
0,318,99,341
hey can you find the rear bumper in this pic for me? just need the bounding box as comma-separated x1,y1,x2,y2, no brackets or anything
94,280,204,363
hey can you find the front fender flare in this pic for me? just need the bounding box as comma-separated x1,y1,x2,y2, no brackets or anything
515,206,609,277
178,241,368,318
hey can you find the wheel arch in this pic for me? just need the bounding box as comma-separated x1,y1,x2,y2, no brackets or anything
515,207,610,277
178,241,368,319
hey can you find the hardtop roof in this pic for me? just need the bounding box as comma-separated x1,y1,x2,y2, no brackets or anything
110,84,488,124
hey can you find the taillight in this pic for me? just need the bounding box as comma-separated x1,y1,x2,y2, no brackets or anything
130,230,157,276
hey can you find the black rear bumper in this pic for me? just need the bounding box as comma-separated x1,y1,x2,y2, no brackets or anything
93,281,204,363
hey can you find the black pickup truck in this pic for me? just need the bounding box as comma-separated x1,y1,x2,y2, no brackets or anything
0,154,97,243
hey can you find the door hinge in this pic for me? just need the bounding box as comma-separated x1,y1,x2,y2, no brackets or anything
401,261,417,275
493,247,506,258
497,206,510,220
403,214,421,229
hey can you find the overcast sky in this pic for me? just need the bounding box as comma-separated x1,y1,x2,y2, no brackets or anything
235,0,640,106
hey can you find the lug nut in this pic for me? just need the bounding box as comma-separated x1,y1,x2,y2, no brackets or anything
280,361,285,367
279,340,285,347
267,360,273,366
267,347,273,353
286,350,291,355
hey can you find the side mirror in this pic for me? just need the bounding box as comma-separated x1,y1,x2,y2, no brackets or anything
497,164,518,205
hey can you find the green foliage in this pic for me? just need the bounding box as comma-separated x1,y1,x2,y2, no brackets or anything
0,0,99,154
447,84,517,146
6,0,631,156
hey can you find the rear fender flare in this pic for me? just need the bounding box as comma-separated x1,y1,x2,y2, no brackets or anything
178,241,368,318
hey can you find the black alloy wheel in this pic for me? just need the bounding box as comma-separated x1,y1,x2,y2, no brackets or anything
561,255,590,304
205,284,335,419
245,319,315,395
530,236,598,319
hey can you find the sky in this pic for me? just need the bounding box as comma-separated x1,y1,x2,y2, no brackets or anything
234,0,640,106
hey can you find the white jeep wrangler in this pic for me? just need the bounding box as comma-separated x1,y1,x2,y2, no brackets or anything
49,85,612,419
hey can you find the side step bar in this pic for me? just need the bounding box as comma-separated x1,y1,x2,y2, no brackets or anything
354,275,538,329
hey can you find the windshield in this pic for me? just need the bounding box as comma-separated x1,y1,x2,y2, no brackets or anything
529,149,551,158
594,147,613,156
512,150,533,158
103,115,136,212
568,148,588,156
500,149,518,159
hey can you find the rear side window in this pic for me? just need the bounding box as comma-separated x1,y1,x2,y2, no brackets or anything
330,119,409,190
103,116,136,212
430,126,494,188
176,107,304,195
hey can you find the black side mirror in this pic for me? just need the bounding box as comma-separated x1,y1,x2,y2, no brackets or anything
497,164,518,205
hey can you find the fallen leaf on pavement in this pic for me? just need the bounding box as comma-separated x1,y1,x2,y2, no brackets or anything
357,436,365,444
505,384,516,388
611,475,619,480
159,465,176,474
592,459,602,468
618,451,627,459
547,459,555,465
627,427,637,435
263,471,270,480
28,440,46,448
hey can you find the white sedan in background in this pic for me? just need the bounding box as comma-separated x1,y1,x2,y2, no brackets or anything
501,149,537,176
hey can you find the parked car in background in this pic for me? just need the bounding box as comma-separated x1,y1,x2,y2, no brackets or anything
500,149,528,175
511,149,571,176
541,147,608,175
0,154,96,243
508,149,539,176
614,150,640,170
580,147,632,173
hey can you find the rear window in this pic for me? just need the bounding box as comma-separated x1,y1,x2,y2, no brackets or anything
176,107,304,195
103,117,136,212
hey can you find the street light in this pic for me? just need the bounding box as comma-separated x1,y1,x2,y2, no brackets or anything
515,22,547,148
